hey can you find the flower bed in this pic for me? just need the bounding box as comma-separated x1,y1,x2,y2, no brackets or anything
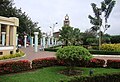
0,60,31,74
107,59,120,68
32,57,58,69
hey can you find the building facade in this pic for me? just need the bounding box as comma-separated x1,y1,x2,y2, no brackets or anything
0,16,19,55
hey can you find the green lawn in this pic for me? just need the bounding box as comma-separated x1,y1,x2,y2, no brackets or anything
0,66,120,82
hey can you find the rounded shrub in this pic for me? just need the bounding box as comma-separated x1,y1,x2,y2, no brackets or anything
56,46,92,66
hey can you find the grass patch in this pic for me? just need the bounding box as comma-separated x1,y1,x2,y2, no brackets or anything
0,51,24,60
0,66,120,82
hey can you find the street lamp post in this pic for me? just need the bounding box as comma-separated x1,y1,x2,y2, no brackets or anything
50,22,58,46
50,22,58,37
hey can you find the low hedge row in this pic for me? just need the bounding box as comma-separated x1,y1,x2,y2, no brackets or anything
61,73,120,82
32,57,58,69
0,57,119,75
0,60,31,74
44,48,120,55
107,59,120,68
88,58,105,67
32,57,105,69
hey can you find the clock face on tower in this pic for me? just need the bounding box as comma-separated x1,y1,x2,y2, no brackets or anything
64,14,70,26
65,15,69,20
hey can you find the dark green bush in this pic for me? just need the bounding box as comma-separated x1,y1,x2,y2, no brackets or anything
56,46,92,67
60,73,120,82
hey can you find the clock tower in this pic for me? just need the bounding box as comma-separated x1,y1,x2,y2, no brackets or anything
64,14,70,26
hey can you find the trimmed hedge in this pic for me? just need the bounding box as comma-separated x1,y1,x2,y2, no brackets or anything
0,60,31,74
79,58,105,67
60,73,120,82
107,59,120,68
32,57,58,69
88,58,105,67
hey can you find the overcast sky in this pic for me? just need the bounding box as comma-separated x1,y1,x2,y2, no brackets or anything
14,0,120,35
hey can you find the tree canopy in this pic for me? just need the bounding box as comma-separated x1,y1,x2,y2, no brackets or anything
59,26,81,46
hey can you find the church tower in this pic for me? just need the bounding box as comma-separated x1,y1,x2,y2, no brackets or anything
64,14,70,26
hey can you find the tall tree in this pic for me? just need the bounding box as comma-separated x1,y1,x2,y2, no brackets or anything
88,0,116,49
59,26,73,46
59,26,81,46
72,28,81,45
81,29,97,45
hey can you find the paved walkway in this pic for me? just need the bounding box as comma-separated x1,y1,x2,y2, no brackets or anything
0,46,120,62
19,46,56,61
93,55,120,60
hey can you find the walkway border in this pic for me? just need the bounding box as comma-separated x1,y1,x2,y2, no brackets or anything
93,55,120,57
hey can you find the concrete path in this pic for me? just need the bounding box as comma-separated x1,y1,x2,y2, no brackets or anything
19,46,56,61
93,55,120,60
0,46,120,62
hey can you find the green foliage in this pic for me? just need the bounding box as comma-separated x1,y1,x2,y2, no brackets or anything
56,46,92,67
102,34,111,43
0,67,120,82
59,26,73,46
59,26,81,46
86,38,98,45
0,51,24,60
100,44,120,52
110,35,120,43
81,29,97,45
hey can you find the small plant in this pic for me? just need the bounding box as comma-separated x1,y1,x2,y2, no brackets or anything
56,46,92,75
0,51,24,60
